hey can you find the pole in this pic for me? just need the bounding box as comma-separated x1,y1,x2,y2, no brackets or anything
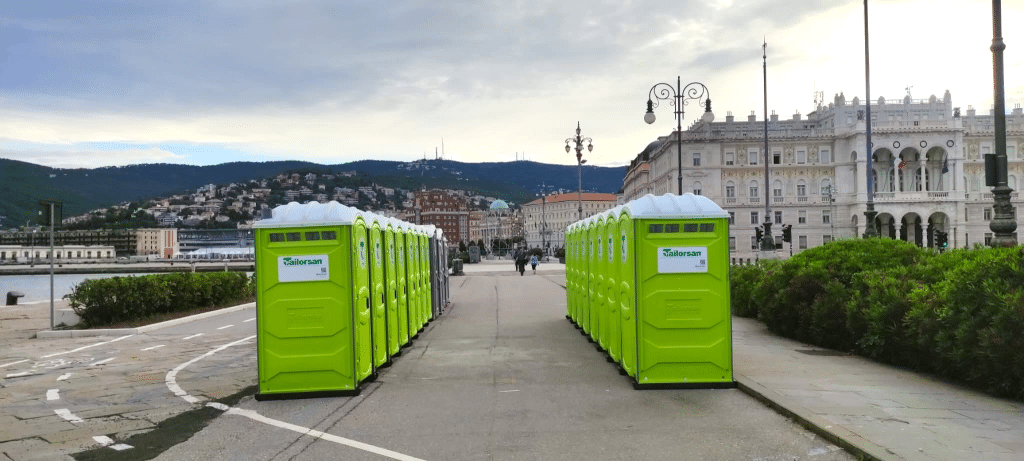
577,161,583,221
862,0,879,237
989,0,1017,246
676,76,684,196
759,41,775,252
49,205,55,330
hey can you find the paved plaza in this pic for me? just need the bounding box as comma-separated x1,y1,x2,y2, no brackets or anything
0,260,1020,460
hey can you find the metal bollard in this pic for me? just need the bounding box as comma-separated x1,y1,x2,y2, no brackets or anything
6,291,25,306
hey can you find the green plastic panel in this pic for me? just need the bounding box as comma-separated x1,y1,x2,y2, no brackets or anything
255,226,355,395
635,217,732,385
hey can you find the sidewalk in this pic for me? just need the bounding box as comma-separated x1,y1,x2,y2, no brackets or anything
733,317,1024,461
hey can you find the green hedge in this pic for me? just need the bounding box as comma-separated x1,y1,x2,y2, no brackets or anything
730,240,1024,400
68,272,255,327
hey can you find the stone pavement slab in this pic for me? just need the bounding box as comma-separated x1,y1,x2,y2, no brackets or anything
733,316,1024,461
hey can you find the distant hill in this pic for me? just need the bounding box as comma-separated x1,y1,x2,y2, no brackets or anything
0,158,625,228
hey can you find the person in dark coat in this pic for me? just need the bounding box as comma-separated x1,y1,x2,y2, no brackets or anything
515,249,527,276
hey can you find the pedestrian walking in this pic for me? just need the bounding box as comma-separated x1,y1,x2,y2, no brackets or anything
515,250,527,276
529,254,538,274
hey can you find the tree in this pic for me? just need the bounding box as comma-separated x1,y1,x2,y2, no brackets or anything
459,241,467,252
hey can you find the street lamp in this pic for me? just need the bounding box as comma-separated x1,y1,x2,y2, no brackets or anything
565,122,594,221
988,0,1017,246
644,77,714,195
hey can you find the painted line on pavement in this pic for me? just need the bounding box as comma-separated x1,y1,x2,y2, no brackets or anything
57,373,73,381
92,435,133,451
0,359,29,368
47,389,60,401
90,357,115,367
55,408,83,423
244,317,256,322
40,334,134,358
216,324,234,330
165,335,256,404
142,345,165,351
224,407,428,461
6,371,32,378
169,337,426,461
182,333,203,340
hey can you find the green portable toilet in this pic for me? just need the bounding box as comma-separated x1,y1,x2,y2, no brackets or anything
566,223,577,324
419,229,430,328
384,219,400,358
586,218,599,342
406,226,423,338
604,209,622,365
595,214,608,352
394,221,411,348
253,201,364,399
627,193,733,388
617,207,638,378
368,215,389,368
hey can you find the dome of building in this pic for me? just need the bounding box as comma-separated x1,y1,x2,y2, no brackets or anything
489,199,509,210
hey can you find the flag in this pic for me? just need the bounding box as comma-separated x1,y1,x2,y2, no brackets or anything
942,157,949,174
898,160,907,171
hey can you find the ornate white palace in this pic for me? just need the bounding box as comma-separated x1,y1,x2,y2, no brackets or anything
622,90,1023,263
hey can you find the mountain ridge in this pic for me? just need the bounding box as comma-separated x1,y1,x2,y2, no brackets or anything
0,158,626,228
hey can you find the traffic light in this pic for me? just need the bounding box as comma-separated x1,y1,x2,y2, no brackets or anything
936,231,948,248
755,226,763,243
782,224,792,243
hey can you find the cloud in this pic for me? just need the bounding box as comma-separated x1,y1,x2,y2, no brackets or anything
0,144,184,169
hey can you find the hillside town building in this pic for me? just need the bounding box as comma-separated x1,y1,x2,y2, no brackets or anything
402,189,471,244
622,91,1024,263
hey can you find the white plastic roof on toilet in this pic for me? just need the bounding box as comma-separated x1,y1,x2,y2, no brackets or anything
253,201,364,228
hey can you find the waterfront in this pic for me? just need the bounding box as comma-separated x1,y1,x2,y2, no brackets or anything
0,273,161,304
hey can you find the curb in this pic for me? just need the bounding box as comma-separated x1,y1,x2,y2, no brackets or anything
734,373,897,461
36,302,256,339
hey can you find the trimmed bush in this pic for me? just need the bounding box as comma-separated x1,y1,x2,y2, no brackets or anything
731,240,1024,400
68,272,254,327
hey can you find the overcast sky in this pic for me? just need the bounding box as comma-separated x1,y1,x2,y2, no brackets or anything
1,0,1021,169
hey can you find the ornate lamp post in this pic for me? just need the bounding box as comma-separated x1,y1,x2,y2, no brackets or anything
644,77,714,195
989,0,1017,246
862,0,879,238
565,122,594,221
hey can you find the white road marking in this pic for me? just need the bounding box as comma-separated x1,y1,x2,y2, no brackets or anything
55,409,83,423
47,389,60,401
40,334,134,358
165,335,255,404
6,371,31,378
169,335,425,461
141,345,165,351
225,407,428,461
90,357,115,366
57,373,73,381
216,324,234,330
93,435,133,451
244,317,256,322
182,333,203,340
498,389,520,393
0,359,29,368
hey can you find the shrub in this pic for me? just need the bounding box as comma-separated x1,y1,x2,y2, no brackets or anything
731,239,1024,400
729,264,766,318
68,272,252,328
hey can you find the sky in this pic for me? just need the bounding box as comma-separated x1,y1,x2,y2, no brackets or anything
1,0,1022,170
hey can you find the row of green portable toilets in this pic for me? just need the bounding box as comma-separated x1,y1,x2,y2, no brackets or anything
565,193,735,389
252,201,450,399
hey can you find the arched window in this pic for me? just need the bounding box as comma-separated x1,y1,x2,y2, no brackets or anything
749,180,759,198
773,180,784,197
725,181,735,198
692,181,703,196
821,178,833,195
797,180,807,196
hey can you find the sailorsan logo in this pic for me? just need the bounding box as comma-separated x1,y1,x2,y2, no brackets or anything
282,256,324,266
662,249,702,258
